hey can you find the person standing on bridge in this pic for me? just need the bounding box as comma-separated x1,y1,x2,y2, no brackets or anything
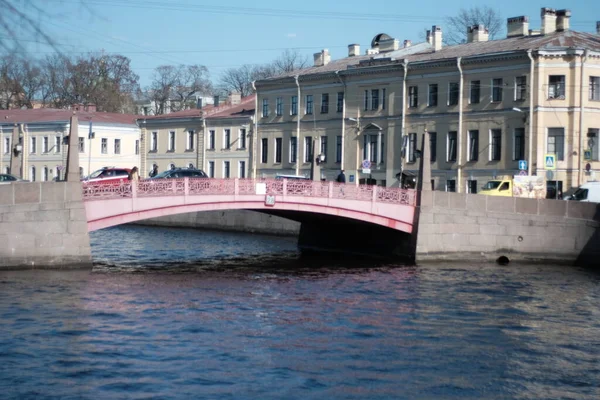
149,164,158,178
336,170,346,183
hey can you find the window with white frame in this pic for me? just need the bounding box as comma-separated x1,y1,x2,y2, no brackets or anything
337,92,344,112
276,97,283,116
42,167,49,182
4,137,10,154
223,161,230,178
448,82,459,106
470,80,480,104
101,138,107,154
29,137,36,154
239,128,246,149
320,136,328,162
262,98,269,117
447,131,457,162
239,161,246,178
408,133,417,163
114,138,121,154
290,137,297,163
514,128,525,160
429,132,437,163
275,137,282,163
468,130,479,161
548,75,565,99
409,86,418,107
261,138,268,163
54,136,61,153
321,93,329,113
168,131,175,151
588,128,599,161
208,130,215,150
291,96,298,115
446,179,456,192
224,129,231,150
590,77,600,101
336,136,342,163
371,89,379,110
363,133,384,164
515,76,527,101
428,84,438,107
490,129,501,161
187,130,195,151
305,95,313,115
135,139,140,155
42,136,49,153
304,136,312,162
151,132,158,152
547,127,565,160
492,79,503,102
208,161,215,178
30,166,36,182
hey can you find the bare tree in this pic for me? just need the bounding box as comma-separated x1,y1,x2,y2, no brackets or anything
444,6,503,45
147,65,212,114
271,49,309,73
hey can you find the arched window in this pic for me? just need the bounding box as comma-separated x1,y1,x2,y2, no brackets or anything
42,167,49,181
30,166,36,182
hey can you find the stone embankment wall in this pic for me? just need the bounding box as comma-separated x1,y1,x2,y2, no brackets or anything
0,182,92,269
134,210,301,236
417,191,600,265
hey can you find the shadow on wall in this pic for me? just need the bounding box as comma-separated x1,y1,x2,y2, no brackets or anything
575,202,600,267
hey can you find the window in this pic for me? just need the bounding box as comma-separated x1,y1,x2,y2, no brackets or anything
590,77,600,101
364,90,369,110
208,161,215,178
467,180,477,194
448,82,459,106
336,92,344,112
275,137,282,163
371,89,379,110
409,86,418,107
3,137,9,154
336,136,342,163
276,97,283,116
42,136,49,153
291,96,298,115
208,130,215,150
239,161,246,178
30,166,36,182
168,131,175,151
548,75,565,99
290,137,297,163
29,137,36,154
101,138,107,154
42,167,49,182
262,99,269,117
408,133,417,163
224,129,231,150
382,88,386,110
470,80,480,104
55,136,61,153
363,133,384,164
514,128,525,160
261,138,268,163
446,180,456,192
320,136,328,162
589,128,599,161
547,127,565,161
223,161,230,178
428,84,438,107
79,137,85,153
113,139,120,155
187,130,195,151
429,132,437,163
135,140,140,155
239,128,246,149
304,136,312,162
321,93,329,113
305,95,313,115
490,129,501,161
515,76,527,101
447,131,457,162
468,130,479,161
492,78,503,102
151,132,158,152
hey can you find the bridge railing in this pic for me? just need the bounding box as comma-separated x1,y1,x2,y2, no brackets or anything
82,178,416,206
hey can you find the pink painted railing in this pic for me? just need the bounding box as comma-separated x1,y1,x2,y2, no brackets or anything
82,178,416,206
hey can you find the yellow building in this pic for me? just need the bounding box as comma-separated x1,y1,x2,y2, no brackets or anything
254,8,600,194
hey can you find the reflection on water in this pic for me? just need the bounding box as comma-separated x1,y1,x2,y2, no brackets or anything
0,225,599,399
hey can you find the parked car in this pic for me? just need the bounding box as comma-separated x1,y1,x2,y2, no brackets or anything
150,168,208,179
565,181,600,202
0,173,29,184
82,167,131,184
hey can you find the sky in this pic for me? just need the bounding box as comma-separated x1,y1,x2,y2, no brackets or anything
6,0,600,88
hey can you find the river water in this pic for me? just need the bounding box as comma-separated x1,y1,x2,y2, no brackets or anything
1,225,599,399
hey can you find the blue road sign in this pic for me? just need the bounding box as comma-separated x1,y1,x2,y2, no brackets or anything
518,160,527,171
544,154,556,170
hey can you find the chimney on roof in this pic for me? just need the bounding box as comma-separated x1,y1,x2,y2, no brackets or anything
404,40,412,48
541,7,557,35
229,92,241,105
507,16,529,38
431,25,442,51
378,38,399,52
556,9,571,31
348,44,360,57
467,24,489,43
313,49,331,67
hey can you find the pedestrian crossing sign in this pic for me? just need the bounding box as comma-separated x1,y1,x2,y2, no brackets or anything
544,154,556,170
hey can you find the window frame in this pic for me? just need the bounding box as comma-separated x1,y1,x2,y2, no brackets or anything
186,130,195,151
114,138,121,155
492,78,503,102
305,95,313,115
468,130,479,161
548,75,565,99
429,131,437,163
261,138,268,163
515,76,527,101
470,80,480,104
447,131,457,162
448,82,459,106
262,98,269,117
168,131,175,152
490,129,502,161
276,97,283,116
101,138,107,154
547,127,565,161
336,92,344,113
513,128,525,161
208,130,215,150
291,96,298,115
409,86,418,108
428,84,438,107
275,137,282,163
590,76,600,101
321,93,329,114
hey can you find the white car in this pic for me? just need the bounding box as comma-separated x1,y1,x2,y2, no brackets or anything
0,173,29,184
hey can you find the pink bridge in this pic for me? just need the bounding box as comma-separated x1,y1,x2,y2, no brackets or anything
83,178,417,233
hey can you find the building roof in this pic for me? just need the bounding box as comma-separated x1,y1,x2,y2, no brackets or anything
0,108,139,126
139,95,255,122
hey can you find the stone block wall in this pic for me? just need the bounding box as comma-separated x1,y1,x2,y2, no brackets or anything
0,182,92,269
417,191,600,265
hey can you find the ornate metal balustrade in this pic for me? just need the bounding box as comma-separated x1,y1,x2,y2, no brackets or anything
82,178,416,206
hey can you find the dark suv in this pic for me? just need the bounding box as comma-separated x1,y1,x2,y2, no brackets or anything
83,167,131,184
150,168,208,179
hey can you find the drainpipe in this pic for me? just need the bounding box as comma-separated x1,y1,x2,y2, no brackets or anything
294,75,301,176
202,114,207,175
334,71,346,171
457,57,464,193
401,60,408,186
251,80,258,178
578,49,589,186
527,50,535,177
